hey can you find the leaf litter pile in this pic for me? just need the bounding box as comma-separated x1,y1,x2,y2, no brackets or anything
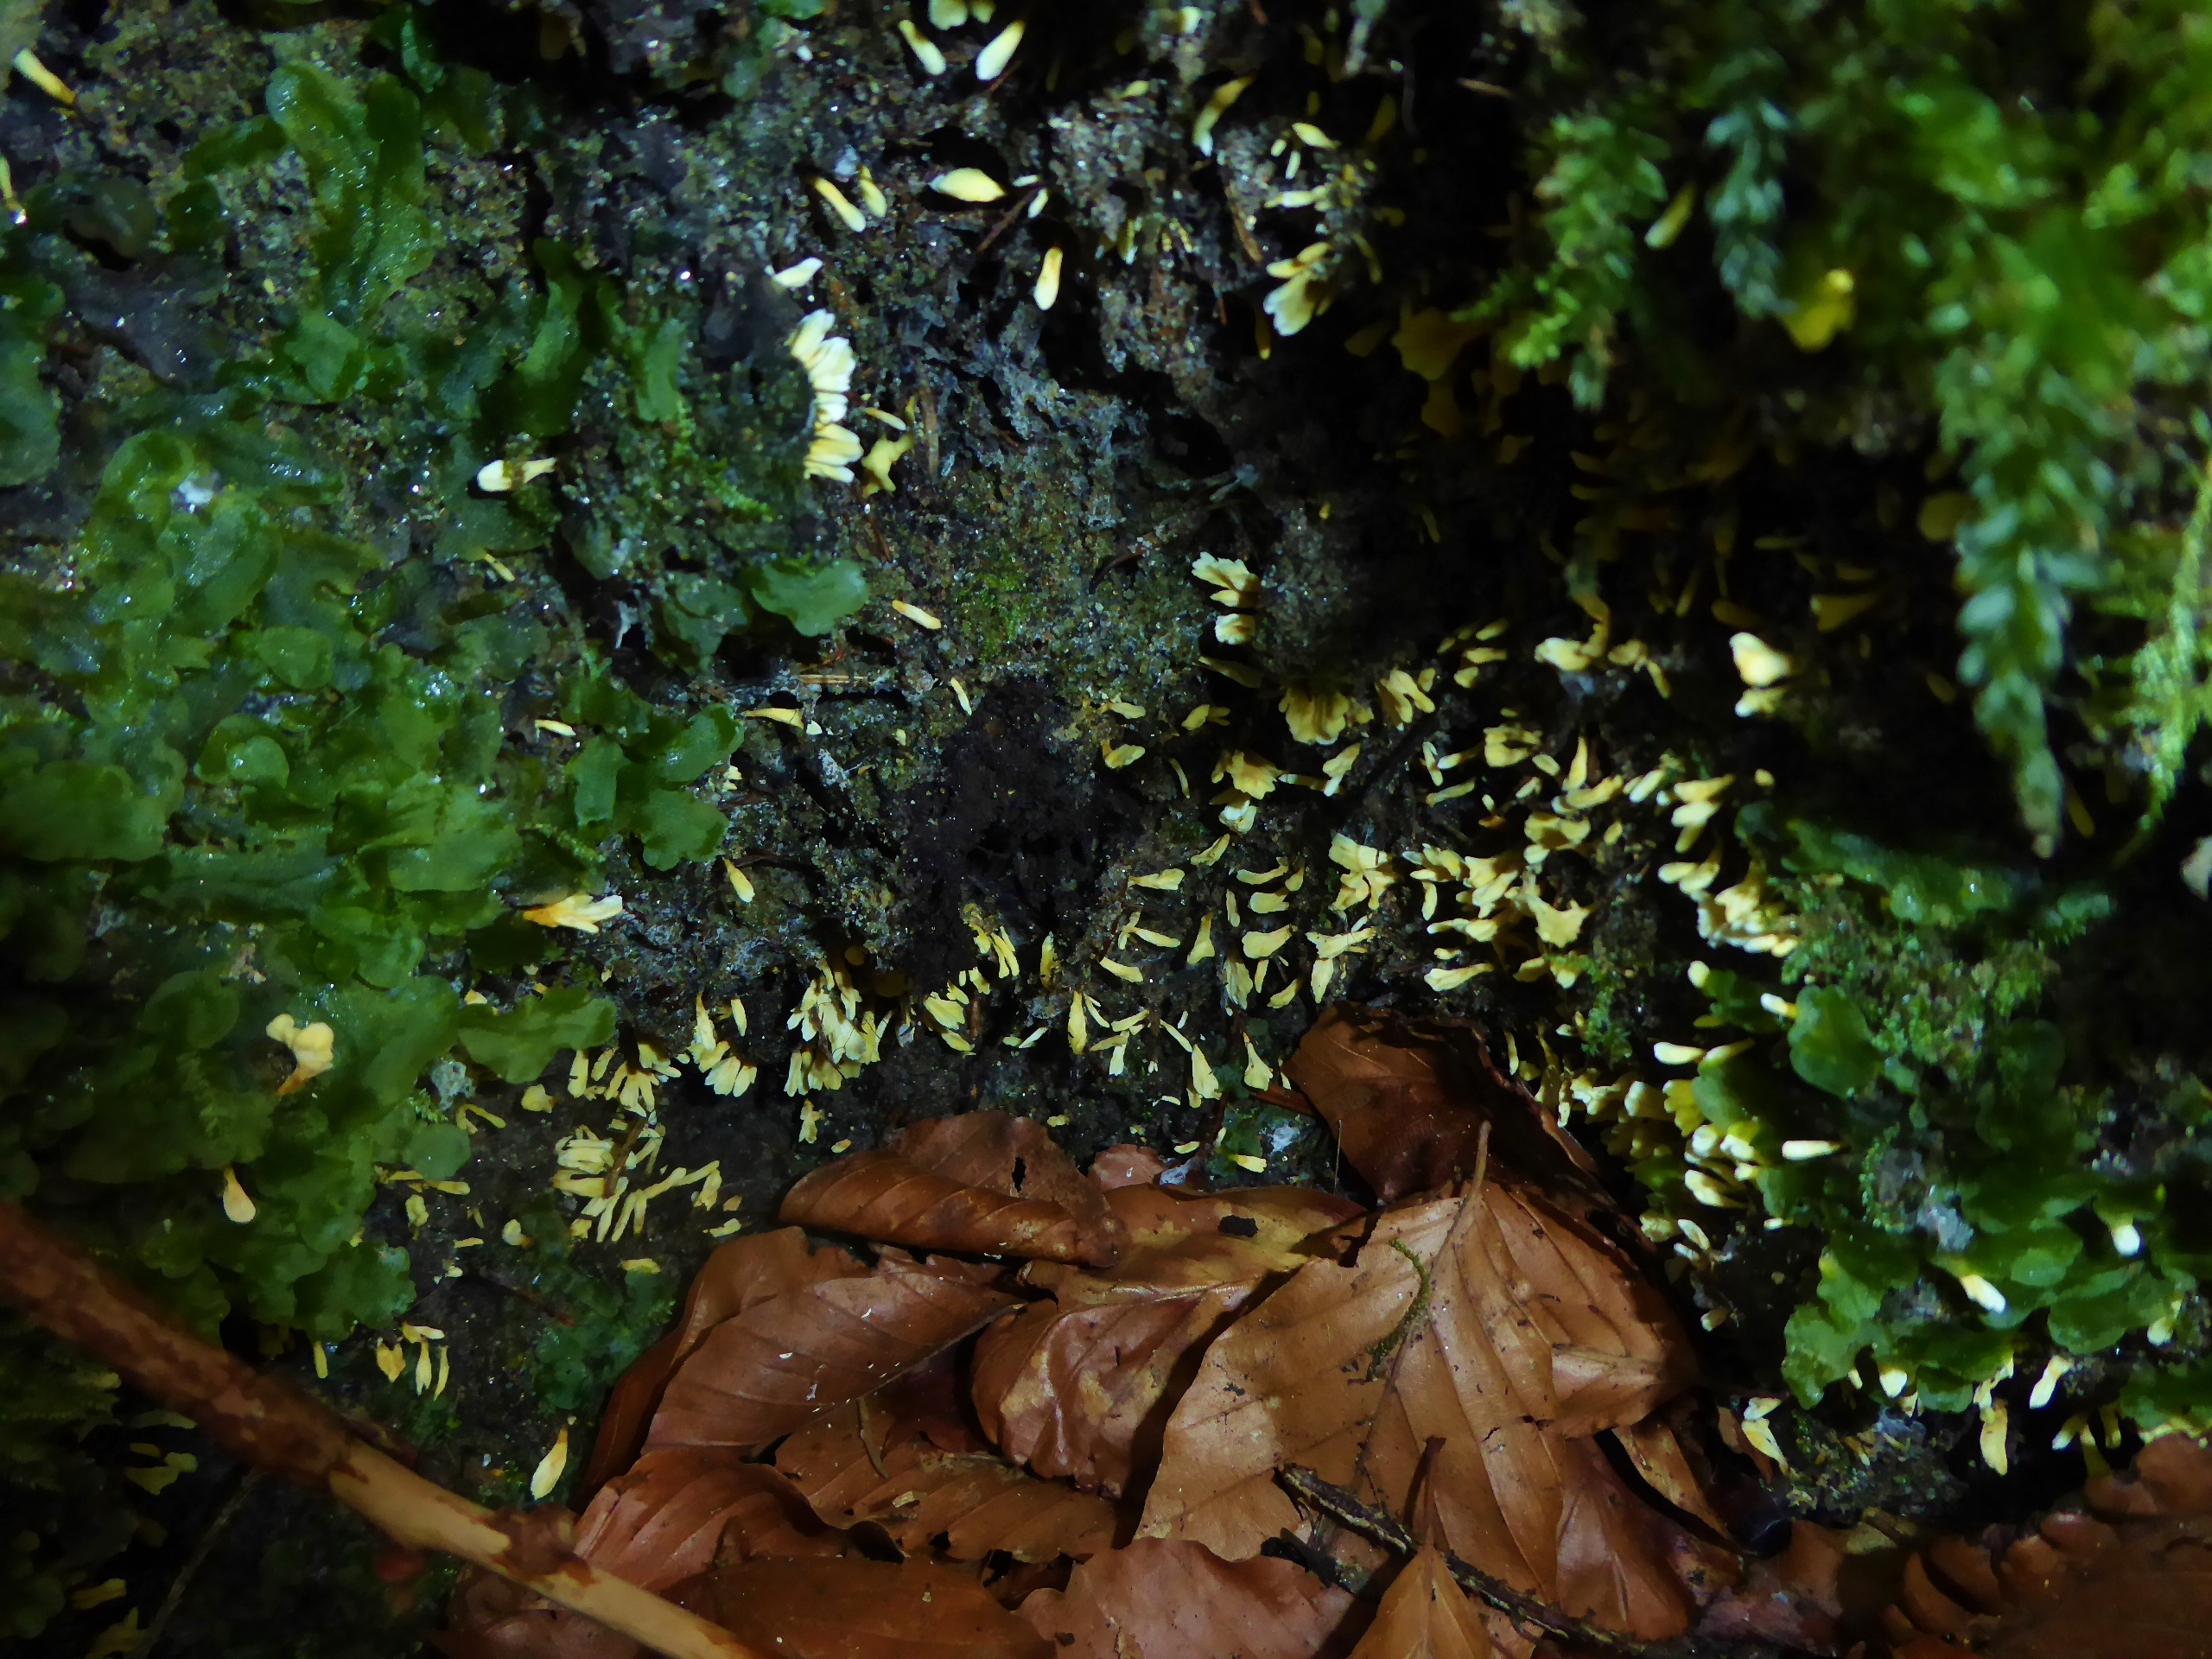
446,1011,2212,1659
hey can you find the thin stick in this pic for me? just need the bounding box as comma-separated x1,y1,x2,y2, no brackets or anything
1275,1465,1823,1659
134,1467,258,1656
0,1203,766,1659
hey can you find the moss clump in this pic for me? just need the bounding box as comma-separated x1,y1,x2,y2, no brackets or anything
0,12,868,1630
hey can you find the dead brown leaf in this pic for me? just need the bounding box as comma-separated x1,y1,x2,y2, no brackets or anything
1138,1182,1697,1638
1888,1433,2212,1659
1284,1009,1605,1207
974,1184,1362,1497
1349,1545,1493,1659
780,1113,1125,1266
443,1453,842,1658
1018,1537,1359,1659
774,1398,1122,1560
687,1557,1052,1659
645,1236,1015,1452
574,1448,844,1588
1695,1519,1853,1653
582,1230,869,1492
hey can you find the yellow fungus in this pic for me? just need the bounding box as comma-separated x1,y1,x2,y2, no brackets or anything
474,457,556,492
809,175,868,232
530,1426,569,1498
976,17,1024,79
1192,75,1254,156
521,893,624,933
219,1165,255,1224
264,1014,336,1094
931,168,1006,205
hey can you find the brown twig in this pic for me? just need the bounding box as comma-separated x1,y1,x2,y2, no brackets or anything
974,186,1044,256
0,1203,766,1659
464,1265,579,1326
1275,1465,1823,1659
134,1467,259,1656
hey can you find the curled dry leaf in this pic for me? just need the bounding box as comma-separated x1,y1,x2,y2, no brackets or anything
1349,1545,1493,1659
1694,1517,1853,1652
645,1233,1015,1452
574,1448,843,1588
1285,1007,1605,1208
447,1452,841,1657
774,1398,1122,1561
1139,1183,1698,1639
1019,1535,1358,1659
688,1557,1052,1659
780,1112,1125,1265
974,1183,1362,1497
1886,1433,2212,1659
583,1229,870,1493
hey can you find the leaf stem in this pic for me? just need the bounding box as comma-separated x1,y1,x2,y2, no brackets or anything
1274,1464,1823,1659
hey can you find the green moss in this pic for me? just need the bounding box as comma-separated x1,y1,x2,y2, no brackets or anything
1649,823,2206,1427
0,9,866,1623
1459,0,2212,841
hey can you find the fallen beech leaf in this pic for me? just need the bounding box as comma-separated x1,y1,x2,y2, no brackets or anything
646,1241,1014,1452
1285,1008,1605,1206
975,1185,1362,1497
446,1454,841,1657
1139,1184,1696,1638
1019,1537,1357,1659
775,1399,1122,1560
582,1230,868,1494
1350,1545,1492,1659
1611,1417,1733,1538
1886,1433,2212,1659
870,1345,995,1455
575,1449,844,1587
1695,1518,1851,1652
782,1113,1125,1265
688,1556,1051,1659
2085,1430,2212,1521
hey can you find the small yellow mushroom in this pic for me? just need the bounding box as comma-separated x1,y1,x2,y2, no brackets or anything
855,166,889,219
529,1425,569,1498
1034,245,1065,311
898,19,948,74
474,457,556,493
931,167,1007,203
810,175,868,232
976,17,1024,79
264,1014,335,1095
770,256,823,289
1192,75,1255,156
219,1165,256,1224
890,598,943,630
521,893,625,933
929,0,968,24
11,48,75,107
